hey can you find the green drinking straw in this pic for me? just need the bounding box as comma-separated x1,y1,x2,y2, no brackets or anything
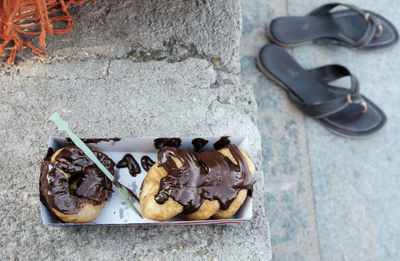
49,112,142,218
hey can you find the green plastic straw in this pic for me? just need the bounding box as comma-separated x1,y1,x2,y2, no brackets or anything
49,112,142,218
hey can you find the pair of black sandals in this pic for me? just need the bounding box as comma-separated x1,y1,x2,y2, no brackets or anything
257,3,398,138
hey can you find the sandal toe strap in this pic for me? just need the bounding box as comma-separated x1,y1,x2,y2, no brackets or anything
309,3,383,48
288,64,368,118
291,92,367,119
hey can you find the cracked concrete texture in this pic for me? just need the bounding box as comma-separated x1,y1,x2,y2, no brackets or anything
1,0,241,73
0,58,271,260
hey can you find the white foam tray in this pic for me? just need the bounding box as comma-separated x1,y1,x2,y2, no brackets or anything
40,136,252,226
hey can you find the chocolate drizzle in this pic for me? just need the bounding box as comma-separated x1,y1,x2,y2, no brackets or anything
116,154,141,177
192,138,208,152
141,156,155,172
154,138,181,150
40,145,115,215
44,147,54,159
213,136,231,150
155,144,255,214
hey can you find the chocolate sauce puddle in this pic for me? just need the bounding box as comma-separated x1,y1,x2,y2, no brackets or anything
213,136,231,150
141,156,155,172
155,144,255,214
116,154,140,177
192,138,208,152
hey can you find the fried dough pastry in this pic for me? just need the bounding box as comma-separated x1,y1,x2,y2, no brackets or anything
40,145,115,223
140,144,255,221
140,162,184,221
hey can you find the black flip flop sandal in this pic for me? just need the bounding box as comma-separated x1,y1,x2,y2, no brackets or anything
257,44,386,137
269,3,398,50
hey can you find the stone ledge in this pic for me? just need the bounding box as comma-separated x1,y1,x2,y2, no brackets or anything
0,58,270,260
2,0,241,74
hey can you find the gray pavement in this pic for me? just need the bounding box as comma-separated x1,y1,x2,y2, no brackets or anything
241,1,320,260
0,1,271,260
242,0,400,260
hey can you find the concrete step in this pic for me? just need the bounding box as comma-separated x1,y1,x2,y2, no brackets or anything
0,0,271,260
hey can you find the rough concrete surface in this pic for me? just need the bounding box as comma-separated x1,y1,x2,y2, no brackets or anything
0,0,271,260
0,58,270,261
1,0,241,74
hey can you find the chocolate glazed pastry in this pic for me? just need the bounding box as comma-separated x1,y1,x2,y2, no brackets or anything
40,145,115,223
140,144,255,221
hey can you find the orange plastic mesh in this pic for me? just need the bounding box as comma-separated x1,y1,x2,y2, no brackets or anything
0,0,92,64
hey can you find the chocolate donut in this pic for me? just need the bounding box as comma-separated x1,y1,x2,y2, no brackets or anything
40,145,115,223
140,144,256,221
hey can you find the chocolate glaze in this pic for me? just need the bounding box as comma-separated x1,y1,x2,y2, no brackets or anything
40,145,115,215
154,138,181,150
213,136,231,150
66,137,121,144
155,144,255,214
192,138,208,152
39,148,54,207
116,154,141,177
141,156,155,172
45,147,54,159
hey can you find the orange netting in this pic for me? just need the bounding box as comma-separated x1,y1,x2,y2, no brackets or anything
0,0,92,64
